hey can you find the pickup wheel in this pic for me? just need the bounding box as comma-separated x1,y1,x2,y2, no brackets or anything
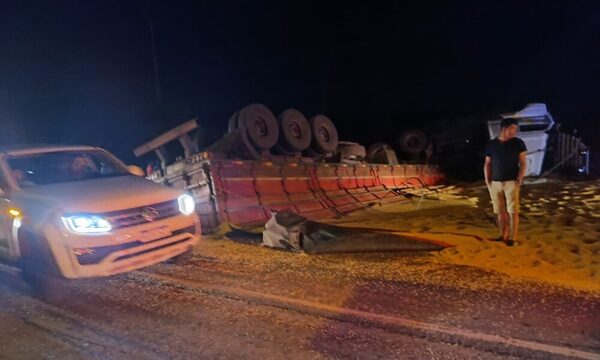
17,230,66,299
167,248,194,265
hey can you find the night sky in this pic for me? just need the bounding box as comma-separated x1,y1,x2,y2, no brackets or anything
1,0,598,164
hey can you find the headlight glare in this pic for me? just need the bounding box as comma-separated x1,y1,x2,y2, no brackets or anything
178,194,195,215
62,215,112,234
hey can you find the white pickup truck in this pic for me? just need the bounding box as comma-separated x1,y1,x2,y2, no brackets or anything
0,145,200,283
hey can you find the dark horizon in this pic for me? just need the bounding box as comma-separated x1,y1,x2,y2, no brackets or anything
1,0,598,164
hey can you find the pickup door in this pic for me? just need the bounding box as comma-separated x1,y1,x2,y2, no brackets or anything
0,171,19,260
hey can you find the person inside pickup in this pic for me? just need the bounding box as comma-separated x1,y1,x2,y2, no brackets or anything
66,155,97,180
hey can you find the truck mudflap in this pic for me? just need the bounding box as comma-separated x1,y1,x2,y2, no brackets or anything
262,211,448,254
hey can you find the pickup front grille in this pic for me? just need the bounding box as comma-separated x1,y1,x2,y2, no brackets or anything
102,200,180,229
75,225,196,265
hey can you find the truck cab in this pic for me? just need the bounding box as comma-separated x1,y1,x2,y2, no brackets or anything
0,145,200,279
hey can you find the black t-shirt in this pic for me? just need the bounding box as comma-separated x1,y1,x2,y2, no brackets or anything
484,137,527,181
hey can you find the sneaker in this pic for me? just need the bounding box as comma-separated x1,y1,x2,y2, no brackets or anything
503,239,515,246
490,236,504,242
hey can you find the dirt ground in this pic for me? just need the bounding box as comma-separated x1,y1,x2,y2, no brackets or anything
325,179,600,291
0,179,598,359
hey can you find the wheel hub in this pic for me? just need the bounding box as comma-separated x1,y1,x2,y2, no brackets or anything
318,127,330,142
289,122,302,139
254,117,268,137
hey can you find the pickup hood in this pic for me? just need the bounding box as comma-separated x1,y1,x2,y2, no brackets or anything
11,176,183,214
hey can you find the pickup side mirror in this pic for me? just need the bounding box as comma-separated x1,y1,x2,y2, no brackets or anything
127,165,145,177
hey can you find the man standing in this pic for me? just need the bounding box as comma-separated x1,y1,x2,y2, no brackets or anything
484,118,527,246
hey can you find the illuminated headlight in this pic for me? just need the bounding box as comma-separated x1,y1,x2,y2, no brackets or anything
62,215,112,234
178,194,195,215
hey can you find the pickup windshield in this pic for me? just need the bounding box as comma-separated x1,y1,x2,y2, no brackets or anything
7,150,129,187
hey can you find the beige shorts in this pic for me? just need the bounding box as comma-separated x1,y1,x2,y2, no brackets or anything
487,180,520,214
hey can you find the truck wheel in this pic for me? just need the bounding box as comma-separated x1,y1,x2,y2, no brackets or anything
398,129,428,155
277,109,312,152
309,114,339,154
237,104,279,150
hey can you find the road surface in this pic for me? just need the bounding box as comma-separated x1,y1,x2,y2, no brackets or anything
1,240,598,360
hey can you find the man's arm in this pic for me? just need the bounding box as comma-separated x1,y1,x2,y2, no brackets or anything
484,156,492,185
516,151,527,184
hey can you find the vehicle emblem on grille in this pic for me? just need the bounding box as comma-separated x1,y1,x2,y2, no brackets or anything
140,207,160,222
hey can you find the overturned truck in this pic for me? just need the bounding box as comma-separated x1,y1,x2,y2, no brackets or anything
134,104,445,233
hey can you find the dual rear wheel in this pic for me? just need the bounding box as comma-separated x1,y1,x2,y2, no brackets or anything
228,104,339,155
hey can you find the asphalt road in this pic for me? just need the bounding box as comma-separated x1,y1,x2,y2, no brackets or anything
0,249,598,360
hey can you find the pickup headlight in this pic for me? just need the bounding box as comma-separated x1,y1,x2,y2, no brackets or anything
62,215,112,234
178,194,195,215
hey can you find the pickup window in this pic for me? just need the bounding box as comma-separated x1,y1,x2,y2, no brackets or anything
7,150,129,188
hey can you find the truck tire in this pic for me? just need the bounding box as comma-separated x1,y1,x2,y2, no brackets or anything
17,229,66,299
398,129,428,155
309,114,339,154
237,104,279,150
277,109,312,152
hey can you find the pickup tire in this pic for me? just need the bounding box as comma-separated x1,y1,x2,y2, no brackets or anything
17,229,66,299
167,248,194,265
